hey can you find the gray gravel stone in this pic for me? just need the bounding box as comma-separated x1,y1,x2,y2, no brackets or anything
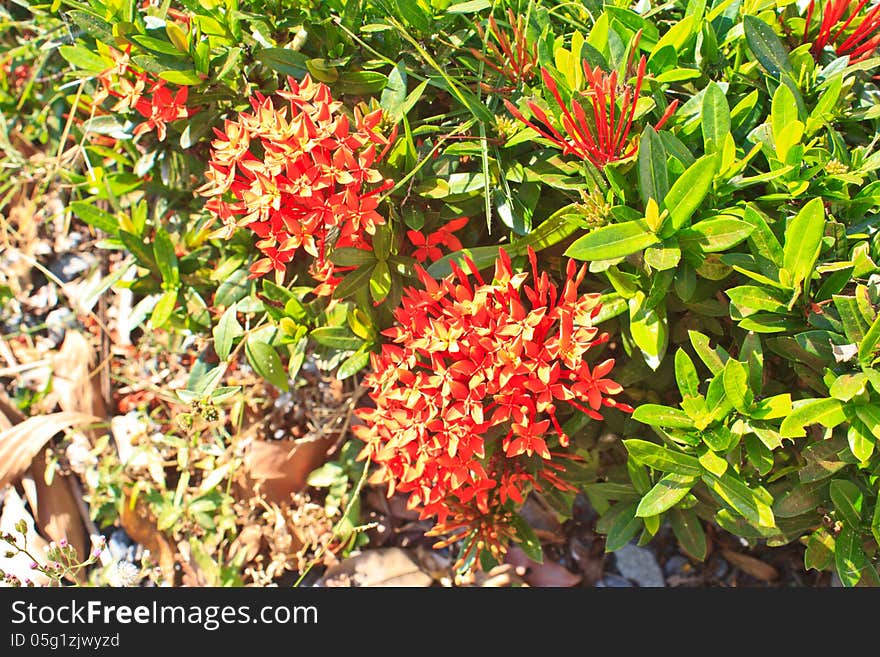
613,543,666,587
595,573,634,587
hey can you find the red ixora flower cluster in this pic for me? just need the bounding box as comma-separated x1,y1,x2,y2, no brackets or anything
804,0,880,63
95,47,195,142
198,74,396,284
470,9,538,91
504,38,677,168
354,248,631,564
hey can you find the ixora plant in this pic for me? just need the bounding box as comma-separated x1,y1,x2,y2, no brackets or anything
18,0,880,586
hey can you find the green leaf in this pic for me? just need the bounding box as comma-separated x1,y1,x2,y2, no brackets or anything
847,420,875,462
701,82,730,154
337,348,371,380
859,310,880,363
723,359,753,413
702,470,775,528
829,373,867,402
244,339,289,391
213,304,242,362
853,405,880,440
744,15,794,78
726,285,790,318
623,439,702,476
153,228,179,289
779,398,846,438
70,201,119,235
310,327,363,350
743,434,774,475
771,83,799,149
330,247,377,267
511,513,543,563
750,394,792,420
636,473,697,517
834,295,871,346
564,221,659,261
333,264,376,300
662,152,719,231
742,204,784,273
602,502,643,552
336,71,388,95
675,349,700,398
782,197,825,292
804,529,834,571
670,508,707,560
380,61,407,122
688,330,728,374
255,48,308,76
59,44,109,72
446,0,492,13
773,481,827,518
159,69,202,86
835,526,866,587
628,294,668,370
637,126,669,204
369,261,392,303
150,289,177,328
427,245,501,278
631,405,695,429
678,218,754,254
67,10,114,42
829,480,863,528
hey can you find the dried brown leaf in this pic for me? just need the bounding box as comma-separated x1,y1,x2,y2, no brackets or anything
320,548,432,587
30,449,87,565
721,549,779,582
0,411,99,490
51,332,106,439
506,546,583,587
243,435,335,504
119,494,177,585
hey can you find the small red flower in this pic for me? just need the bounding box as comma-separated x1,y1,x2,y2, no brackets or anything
132,81,191,142
504,35,678,168
354,247,630,565
406,216,469,263
803,0,880,62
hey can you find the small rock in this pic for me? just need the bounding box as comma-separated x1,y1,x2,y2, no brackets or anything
49,253,96,283
613,543,666,587
45,307,76,346
108,528,142,563
318,548,433,587
663,555,690,578
711,556,730,580
595,573,634,587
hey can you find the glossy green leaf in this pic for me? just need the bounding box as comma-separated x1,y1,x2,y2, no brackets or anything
565,221,659,261
636,473,697,517
723,359,753,413
310,327,363,351
623,439,702,475
829,480,863,527
245,340,288,391
628,294,668,370
631,405,695,429
511,513,544,563
678,218,753,253
675,349,700,398
602,502,643,552
670,508,707,560
782,198,825,292
153,228,179,289
663,152,720,231
779,398,846,438
744,15,794,77
70,202,119,235
701,82,730,154
702,470,775,528
638,126,669,204
213,303,242,361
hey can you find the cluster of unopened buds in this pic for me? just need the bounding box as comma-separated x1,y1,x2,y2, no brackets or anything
94,46,195,142
355,248,631,565
199,74,397,287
